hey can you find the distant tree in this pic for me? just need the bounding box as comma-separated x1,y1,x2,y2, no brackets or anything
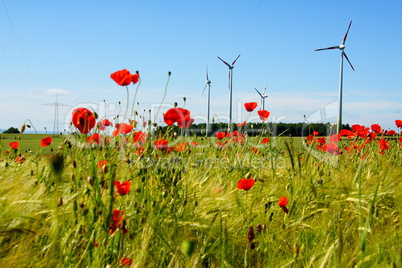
3,127,20,134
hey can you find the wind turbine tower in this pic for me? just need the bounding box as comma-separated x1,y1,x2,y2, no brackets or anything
202,65,212,136
315,21,355,134
217,54,240,131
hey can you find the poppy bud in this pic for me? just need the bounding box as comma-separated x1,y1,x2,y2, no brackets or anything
183,97,186,102
247,226,255,242
87,176,94,186
181,240,196,258
294,243,300,256
168,71,171,76
174,102,178,108
58,196,63,207
20,124,26,134
102,164,109,174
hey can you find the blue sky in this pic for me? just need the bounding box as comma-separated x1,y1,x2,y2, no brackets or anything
0,0,401,133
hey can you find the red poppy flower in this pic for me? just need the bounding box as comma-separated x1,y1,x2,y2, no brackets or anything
313,131,319,136
237,178,255,191
395,120,402,128
329,134,341,143
101,119,113,126
278,195,288,207
15,155,25,163
261,137,270,144
190,141,200,147
229,131,239,137
244,102,258,112
109,209,127,234
352,124,370,138
9,141,19,150
317,137,326,145
98,119,113,130
215,132,226,140
113,123,134,136
133,131,147,145
387,130,396,136
110,69,139,86
257,110,270,122
178,117,194,129
278,195,289,214
322,143,341,155
237,121,246,127
215,141,227,148
371,124,382,134
87,133,103,144
163,108,191,126
40,137,52,147
378,138,390,151
251,147,260,154
154,139,169,150
365,132,377,144
114,181,131,195
121,258,133,267
72,108,96,134
175,142,187,152
97,160,108,169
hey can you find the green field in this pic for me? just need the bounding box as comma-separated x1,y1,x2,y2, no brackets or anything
1,130,401,267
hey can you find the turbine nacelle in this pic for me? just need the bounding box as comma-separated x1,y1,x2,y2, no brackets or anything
339,44,345,50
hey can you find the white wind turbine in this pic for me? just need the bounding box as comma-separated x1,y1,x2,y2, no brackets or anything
315,20,355,134
255,84,268,110
217,54,241,131
202,65,212,136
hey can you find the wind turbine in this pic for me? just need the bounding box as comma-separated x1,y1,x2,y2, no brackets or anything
255,84,268,110
217,54,241,131
202,65,212,136
315,20,355,134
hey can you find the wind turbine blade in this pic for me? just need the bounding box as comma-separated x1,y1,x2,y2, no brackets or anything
343,52,355,71
232,54,241,65
263,84,267,95
255,88,263,97
315,46,340,51
342,20,352,45
217,56,230,67
202,84,207,95
206,65,209,80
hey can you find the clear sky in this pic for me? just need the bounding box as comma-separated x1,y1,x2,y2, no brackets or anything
0,0,401,134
